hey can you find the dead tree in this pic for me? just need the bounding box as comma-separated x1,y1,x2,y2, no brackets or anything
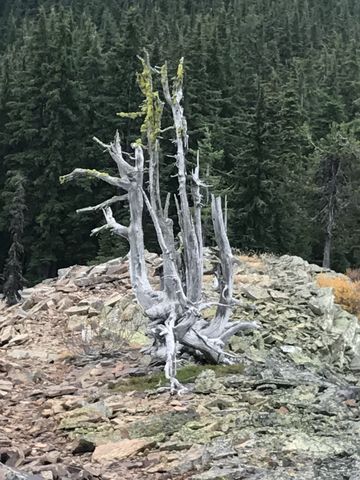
61,55,258,392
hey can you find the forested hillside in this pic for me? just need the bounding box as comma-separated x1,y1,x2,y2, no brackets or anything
1,0,360,287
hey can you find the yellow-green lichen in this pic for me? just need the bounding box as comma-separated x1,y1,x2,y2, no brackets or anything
117,111,144,119
177,57,184,82
136,57,164,143
86,169,108,176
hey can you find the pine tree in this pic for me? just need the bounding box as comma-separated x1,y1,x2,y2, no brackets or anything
312,122,360,269
2,172,26,305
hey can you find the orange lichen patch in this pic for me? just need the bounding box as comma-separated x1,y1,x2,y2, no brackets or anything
317,274,360,317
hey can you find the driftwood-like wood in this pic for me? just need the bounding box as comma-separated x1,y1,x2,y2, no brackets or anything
0,463,42,480
61,54,259,392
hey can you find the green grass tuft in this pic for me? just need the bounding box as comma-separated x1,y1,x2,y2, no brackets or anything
110,363,244,393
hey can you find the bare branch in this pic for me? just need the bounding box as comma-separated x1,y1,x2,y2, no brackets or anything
160,59,202,303
90,224,110,237
60,168,130,190
191,150,203,276
102,206,129,240
164,192,171,218
94,131,134,177
76,195,128,214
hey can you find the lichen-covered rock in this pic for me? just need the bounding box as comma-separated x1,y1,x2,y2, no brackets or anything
59,403,111,430
194,370,224,394
128,410,198,438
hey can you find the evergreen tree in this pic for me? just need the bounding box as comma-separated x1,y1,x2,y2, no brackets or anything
2,172,26,305
311,123,360,270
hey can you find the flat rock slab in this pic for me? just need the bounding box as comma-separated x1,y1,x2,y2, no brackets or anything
241,285,270,301
92,438,155,463
0,380,13,392
64,305,89,316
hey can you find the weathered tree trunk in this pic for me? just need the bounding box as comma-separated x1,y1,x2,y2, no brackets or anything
322,185,336,269
61,54,259,392
322,236,331,269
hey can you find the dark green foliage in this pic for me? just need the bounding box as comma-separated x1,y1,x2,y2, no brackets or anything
1,0,360,287
311,123,360,269
2,172,26,305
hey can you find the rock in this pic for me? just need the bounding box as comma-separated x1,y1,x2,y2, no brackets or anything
121,303,137,321
309,263,325,274
104,293,124,307
27,301,49,316
57,265,89,280
8,334,29,346
44,384,77,398
88,299,104,312
282,432,351,457
71,438,96,454
55,281,77,293
67,315,87,332
92,438,155,463
269,289,289,301
40,471,53,480
191,465,250,480
6,348,30,360
21,296,37,311
0,325,16,345
0,464,43,479
64,305,89,316
20,287,35,298
57,297,74,311
106,264,128,276
241,285,270,301
88,265,107,276
105,257,125,266
0,379,13,396
130,331,150,347
194,370,223,394
57,266,73,278
128,410,198,439
308,288,334,316
59,403,111,430
349,354,360,371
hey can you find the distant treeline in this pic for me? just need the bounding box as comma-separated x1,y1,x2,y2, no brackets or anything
1,0,360,286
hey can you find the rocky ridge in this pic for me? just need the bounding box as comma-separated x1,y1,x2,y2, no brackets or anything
1,252,360,479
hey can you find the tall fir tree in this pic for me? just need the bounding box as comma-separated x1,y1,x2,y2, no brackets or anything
2,172,26,305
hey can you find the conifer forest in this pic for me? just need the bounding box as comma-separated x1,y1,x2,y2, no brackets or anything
1,0,360,290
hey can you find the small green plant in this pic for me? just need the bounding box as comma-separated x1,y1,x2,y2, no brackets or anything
111,363,244,392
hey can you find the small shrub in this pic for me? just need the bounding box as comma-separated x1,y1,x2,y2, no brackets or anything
317,274,360,317
65,303,146,358
346,268,360,283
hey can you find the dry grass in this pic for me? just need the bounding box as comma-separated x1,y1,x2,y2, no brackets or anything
317,274,360,317
346,268,360,283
